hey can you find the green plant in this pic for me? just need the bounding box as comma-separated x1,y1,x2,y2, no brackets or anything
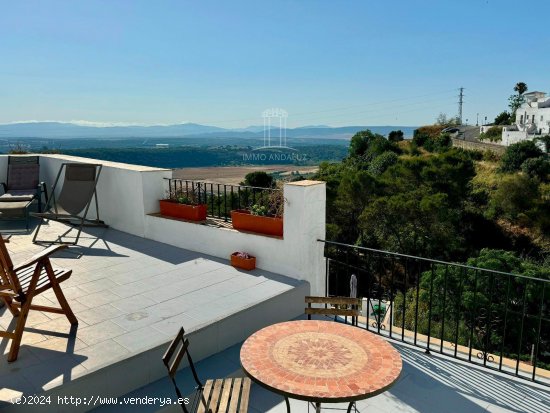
500,140,544,172
368,151,399,176
479,126,502,142
388,130,404,143
242,171,274,188
250,204,268,216
494,111,512,125
521,157,550,181
166,188,201,205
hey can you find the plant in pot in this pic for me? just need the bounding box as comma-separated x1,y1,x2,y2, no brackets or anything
230,251,256,271
231,187,285,236
159,187,207,221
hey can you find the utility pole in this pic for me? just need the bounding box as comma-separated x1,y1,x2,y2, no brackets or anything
458,87,464,125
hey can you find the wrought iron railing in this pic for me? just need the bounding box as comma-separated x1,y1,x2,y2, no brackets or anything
319,239,550,386
164,178,282,221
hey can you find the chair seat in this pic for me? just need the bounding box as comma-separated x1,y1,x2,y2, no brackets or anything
0,190,37,202
197,377,251,413
16,265,72,297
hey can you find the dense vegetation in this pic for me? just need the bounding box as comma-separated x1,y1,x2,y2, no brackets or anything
315,127,549,368
315,128,550,261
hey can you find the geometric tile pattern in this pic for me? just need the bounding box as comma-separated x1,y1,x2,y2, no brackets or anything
241,320,402,403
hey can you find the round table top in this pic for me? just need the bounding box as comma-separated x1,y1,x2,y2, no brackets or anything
240,320,402,403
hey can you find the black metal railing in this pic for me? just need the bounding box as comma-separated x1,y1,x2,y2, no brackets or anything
165,178,283,221
319,239,550,386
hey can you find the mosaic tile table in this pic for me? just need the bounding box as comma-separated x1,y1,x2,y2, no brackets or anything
240,320,402,413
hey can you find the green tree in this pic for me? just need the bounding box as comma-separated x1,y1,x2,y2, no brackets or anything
333,170,378,244
368,151,399,176
500,140,544,172
388,130,404,143
488,174,540,220
514,82,528,95
411,249,550,358
242,171,274,188
349,129,399,160
360,189,460,258
494,111,512,125
509,82,528,114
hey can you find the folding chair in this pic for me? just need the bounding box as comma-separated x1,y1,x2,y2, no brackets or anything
31,163,107,245
0,236,77,362
163,327,251,413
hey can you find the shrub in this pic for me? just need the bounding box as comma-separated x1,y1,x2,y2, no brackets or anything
494,111,512,125
479,126,502,142
242,171,274,188
488,174,539,221
368,151,399,176
412,125,445,147
349,130,400,160
388,130,404,143
422,133,452,153
521,157,550,181
500,141,544,172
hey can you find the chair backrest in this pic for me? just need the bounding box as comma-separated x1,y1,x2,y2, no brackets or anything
56,164,100,215
305,295,362,319
7,156,39,190
163,327,204,413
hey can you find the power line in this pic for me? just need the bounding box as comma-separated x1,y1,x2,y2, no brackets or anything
291,95,456,123
192,88,460,126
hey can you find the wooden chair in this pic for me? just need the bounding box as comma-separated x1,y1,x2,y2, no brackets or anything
305,296,362,326
0,236,77,362
163,327,251,413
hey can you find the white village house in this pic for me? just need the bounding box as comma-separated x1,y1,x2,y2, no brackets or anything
501,91,550,146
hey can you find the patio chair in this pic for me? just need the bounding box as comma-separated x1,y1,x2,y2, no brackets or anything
163,327,251,413
0,236,77,362
0,156,48,230
31,163,107,245
305,296,362,326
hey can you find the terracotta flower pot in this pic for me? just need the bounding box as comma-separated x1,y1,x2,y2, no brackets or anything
230,209,283,237
231,252,256,271
159,200,207,221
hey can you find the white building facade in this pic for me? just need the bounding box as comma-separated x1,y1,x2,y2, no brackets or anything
501,91,550,148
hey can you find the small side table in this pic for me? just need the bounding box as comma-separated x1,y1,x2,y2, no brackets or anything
0,200,33,231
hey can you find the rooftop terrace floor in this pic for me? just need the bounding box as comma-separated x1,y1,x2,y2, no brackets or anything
0,219,549,413
96,329,550,413
0,219,304,408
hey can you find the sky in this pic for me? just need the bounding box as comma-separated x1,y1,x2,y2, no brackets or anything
1,0,549,128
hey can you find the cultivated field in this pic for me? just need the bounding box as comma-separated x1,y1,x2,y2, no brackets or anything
173,165,319,185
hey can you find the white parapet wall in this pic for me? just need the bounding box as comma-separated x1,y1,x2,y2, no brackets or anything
0,154,171,237
502,129,528,146
0,154,327,295
144,180,327,296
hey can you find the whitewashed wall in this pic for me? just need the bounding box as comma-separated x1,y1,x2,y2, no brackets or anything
144,180,327,295
0,154,327,295
0,154,171,236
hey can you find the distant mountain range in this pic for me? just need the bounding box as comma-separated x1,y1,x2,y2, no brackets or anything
0,121,417,140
